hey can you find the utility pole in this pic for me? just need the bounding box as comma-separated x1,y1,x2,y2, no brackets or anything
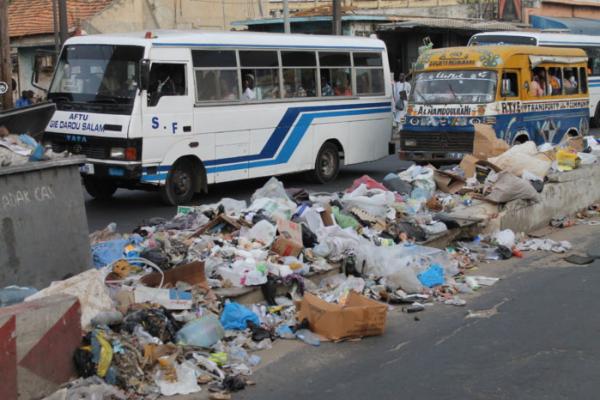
0,0,13,110
332,0,342,35
58,0,68,46
283,0,290,34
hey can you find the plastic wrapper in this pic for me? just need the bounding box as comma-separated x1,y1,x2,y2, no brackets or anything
155,360,202,396
341,184,395,218
251,177,291,201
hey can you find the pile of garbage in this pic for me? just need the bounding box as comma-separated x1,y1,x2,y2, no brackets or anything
0,125,67,167
14,169,577,399
4,126,596,398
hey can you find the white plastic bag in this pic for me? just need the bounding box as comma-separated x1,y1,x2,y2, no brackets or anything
240,220,276,247
341,184,395,218
493,229,516,248
155,361,202,396
251,177,290,201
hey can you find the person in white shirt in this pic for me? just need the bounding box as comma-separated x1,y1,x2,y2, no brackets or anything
392,72,411,130
242,74,256,100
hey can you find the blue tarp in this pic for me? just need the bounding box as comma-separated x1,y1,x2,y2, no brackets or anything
530,16,600,36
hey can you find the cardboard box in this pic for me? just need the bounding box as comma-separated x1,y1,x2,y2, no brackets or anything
271,219,303,257
433,170,466,194
133,286,192,310
319,205,335,226
296,292,387,341
472,124,509,160
141,261,209,292
459,154,479,178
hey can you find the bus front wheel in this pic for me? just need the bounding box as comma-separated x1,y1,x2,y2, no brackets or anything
160,159,195,206
83,177,117,200
309,142,340,184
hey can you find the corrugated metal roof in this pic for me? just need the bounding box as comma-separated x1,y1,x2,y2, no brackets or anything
232,15,396,27
377,17,524,32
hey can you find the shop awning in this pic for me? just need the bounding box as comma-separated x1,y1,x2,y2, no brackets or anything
530,15,600,35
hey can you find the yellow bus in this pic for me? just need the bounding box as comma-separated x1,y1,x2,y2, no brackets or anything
400,45,589,162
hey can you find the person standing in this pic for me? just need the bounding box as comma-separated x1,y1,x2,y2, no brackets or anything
392,72,411,130
15,90,33,108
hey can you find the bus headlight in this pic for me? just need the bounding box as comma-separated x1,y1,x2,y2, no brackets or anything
111,147,138,160
410,117,420,126
110,147,125,159
404,139,417,147
469,117,481,125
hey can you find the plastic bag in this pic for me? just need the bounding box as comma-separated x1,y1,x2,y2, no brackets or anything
382,173,413,195
341,184,395,218
218,198,248,215
384,268,423,293
251,177,291,202
220,302,261,330
247,197,296,221
346,175,389,193
155,360,202,396
484,171,541,203
176,314,225,348
489,141,551,178
240,220,276,247
26,269,114,330
417,264,445,288
0,286,38,307
493,229,515,248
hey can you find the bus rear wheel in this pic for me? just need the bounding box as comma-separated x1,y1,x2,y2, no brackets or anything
309,142,340,184
83,177,117,200
160,159,195,206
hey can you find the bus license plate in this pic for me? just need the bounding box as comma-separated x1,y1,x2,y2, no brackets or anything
80,163,95,175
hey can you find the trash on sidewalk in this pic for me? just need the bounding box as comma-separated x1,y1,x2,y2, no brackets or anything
296,292,387,341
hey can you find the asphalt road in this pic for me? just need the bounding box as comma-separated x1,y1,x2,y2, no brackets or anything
236,224,600,400
84,155,413,232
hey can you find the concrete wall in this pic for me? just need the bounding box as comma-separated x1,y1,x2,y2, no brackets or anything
84,0,263,33
500,164,600,233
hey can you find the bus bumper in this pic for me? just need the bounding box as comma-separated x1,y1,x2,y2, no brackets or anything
399,130,474,163
79,161,143,180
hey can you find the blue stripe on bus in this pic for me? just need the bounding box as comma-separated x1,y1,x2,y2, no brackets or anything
203,102,390,167
153,43,385,50
141,104,391,181
205,107,390,174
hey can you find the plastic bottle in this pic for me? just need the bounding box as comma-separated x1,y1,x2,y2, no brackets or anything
176,314,225,348
295,329,320,346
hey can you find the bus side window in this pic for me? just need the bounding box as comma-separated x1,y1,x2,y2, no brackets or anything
562,67,578,95
579,67,588,94
148,63,187,107
548,67,562,96
501,72,518,98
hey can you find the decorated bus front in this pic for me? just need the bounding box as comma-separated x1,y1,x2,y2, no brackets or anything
399,45,590,163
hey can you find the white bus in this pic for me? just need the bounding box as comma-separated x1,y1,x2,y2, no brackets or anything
44,31,393,205
468,31,600,125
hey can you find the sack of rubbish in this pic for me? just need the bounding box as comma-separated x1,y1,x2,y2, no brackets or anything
220,302,261,330
484,171,541,203
251,177,291,202
26,269,114,329
488,141,552,178
399,165,436,200
341,184,395,218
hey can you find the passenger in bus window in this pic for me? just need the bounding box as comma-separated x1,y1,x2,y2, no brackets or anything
242,74,256,100
219,76,236,100
529,74,544,97
321,74,334,96
548,68,561,95
357,72,370,94
564,70,577,94
334,73,352,96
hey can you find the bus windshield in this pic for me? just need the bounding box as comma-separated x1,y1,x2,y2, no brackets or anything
469,34,537,46
49,44,144,110
411,70,497,104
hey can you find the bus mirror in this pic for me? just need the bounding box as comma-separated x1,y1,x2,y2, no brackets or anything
139,59,150,91
524,81,530,92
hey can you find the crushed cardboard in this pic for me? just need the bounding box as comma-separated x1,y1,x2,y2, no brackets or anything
271,219,304,257
297,292,387,341
472,124,509,160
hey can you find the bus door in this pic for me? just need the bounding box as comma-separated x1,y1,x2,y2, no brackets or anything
498,69,524,143
142,62,194,163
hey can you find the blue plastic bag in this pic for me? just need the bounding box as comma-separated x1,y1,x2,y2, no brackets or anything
417,264,445,288
220,302,260,330
91,239,129,268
